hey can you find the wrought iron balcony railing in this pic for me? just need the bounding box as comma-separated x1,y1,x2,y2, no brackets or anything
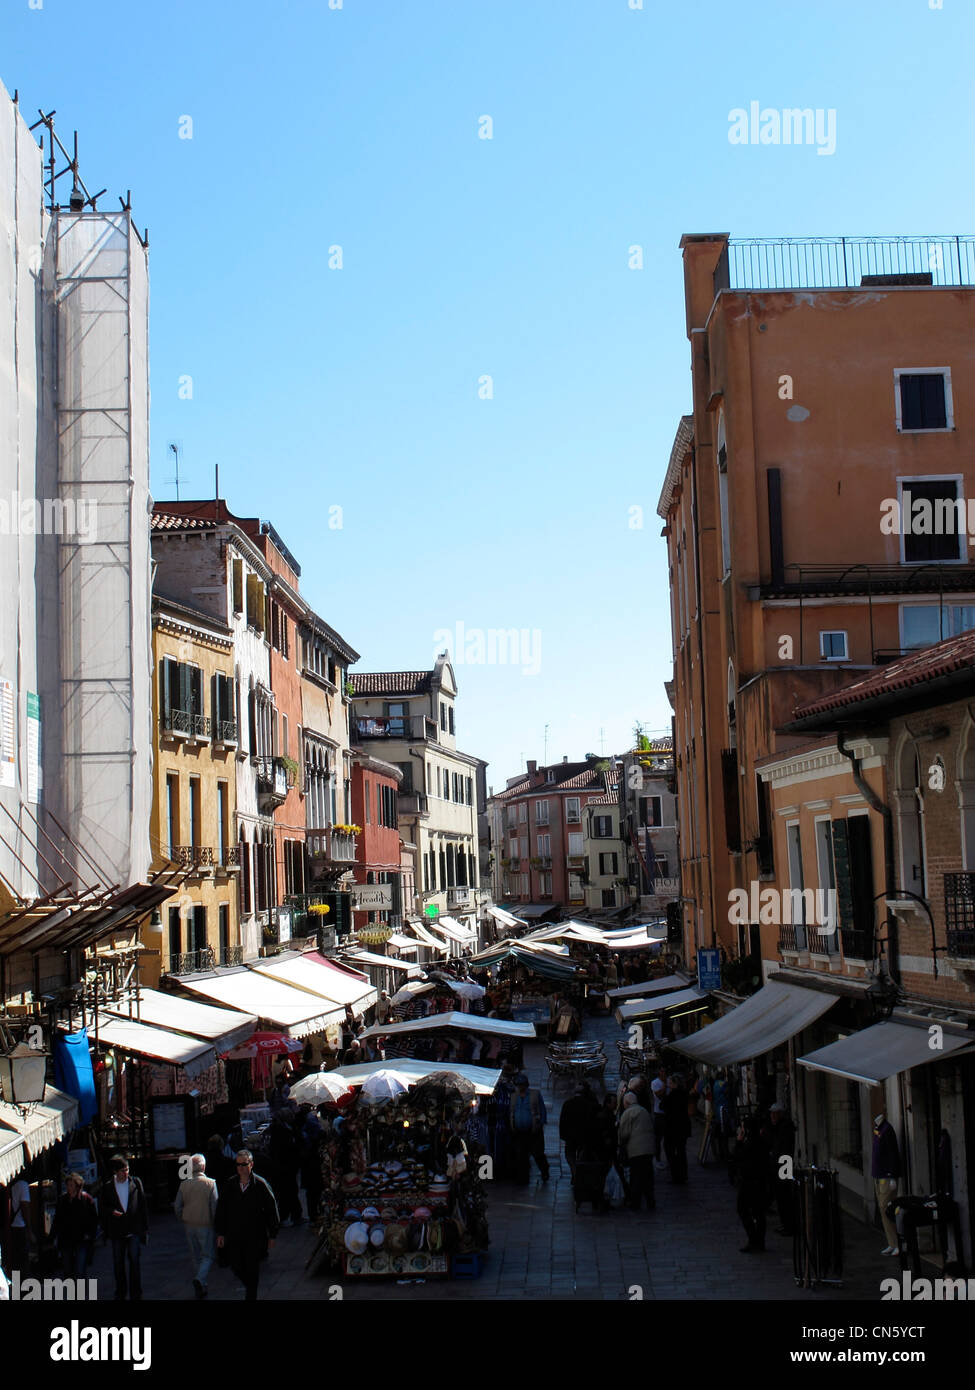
354,715,439,742
213,718,238,744
254,756,288,805
217,845,241,871
172,845,215,871
168,946,215,975
841,928,874,961
760,562,975,601
220,945,244,967
161,710,211,739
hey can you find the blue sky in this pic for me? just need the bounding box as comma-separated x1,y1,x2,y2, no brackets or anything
4,0,974,789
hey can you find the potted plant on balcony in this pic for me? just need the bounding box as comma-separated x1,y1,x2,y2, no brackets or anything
279,755,300,788
344,680,355,698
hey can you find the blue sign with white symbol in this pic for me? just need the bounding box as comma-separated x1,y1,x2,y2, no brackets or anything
697,947,721,991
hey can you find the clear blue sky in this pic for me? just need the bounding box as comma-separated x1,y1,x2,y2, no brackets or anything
4,0,974,790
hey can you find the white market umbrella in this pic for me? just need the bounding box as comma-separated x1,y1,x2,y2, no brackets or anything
450,981,486,1001
390,981,434,1005
290,1072,354,1105
358,1068,411,1104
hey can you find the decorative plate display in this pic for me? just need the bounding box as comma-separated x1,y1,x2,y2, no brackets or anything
411,1253,429,1272
390,1255,407,1273
348,1256,366,1274
369,1254,389,1272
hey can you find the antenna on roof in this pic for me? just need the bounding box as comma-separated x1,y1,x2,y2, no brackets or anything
169,443,180,501
543,724,549,764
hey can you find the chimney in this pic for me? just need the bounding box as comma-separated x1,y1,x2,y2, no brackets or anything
527,760,537,775
563,755,568,763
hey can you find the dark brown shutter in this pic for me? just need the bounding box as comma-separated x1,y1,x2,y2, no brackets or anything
721,749,741,853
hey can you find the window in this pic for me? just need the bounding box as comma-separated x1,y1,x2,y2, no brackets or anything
281,713,289,758
188,777,202,850
166,773,179,856
639,796,662,828
899,477,964,563
785,820,808,951
443,769,450,800
539,872,552,897
592,815,613,838
160,659,204,732
819,630,849,661
219,904,230,962
566,798,581,823
535,800,550,825
519,835,528,859
245,574,266,634
213,673,236,740
217,782,228,861
568,832,584,856
386,702,407,736
901,602,975,649
518,803,527,823
465,777,472,806
231,559,243,614
895,368,951,432
364,778,371,824
568,874,585,902
440,702,447,731
394,761,414,795
601,889,616,907
598,851,618,875
537,834,551,857
814,818,839,954
448,707,455,735
240,832,251,914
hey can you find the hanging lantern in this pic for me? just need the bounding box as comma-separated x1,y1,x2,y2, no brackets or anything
0,1042,48,1108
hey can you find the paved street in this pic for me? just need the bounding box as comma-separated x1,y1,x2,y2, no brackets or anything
85,1013,890,1303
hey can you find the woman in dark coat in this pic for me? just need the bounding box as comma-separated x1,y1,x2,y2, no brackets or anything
52,1173,98,1277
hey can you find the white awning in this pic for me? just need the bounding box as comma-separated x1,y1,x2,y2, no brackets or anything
94,1014,217,1078
179,969,349,1039
608,975,691,1000
797,1020,975,1085
615,987,708,1025
426,916,478,945
0,1123,26,1184
343,950,422,975
249,952,377,1013
329,1058,501,1095
103,988,257,1053
0,1088,80,1160
487,906,526,929
360,1011,535,1041
670,980,839,1067
410,922,451,953
387,933,420,953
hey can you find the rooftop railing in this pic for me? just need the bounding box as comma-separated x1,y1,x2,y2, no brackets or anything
724,236,975,293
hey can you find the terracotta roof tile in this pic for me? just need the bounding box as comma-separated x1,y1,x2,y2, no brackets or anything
792,630,975,721
151,511,219,531
349,671,432,697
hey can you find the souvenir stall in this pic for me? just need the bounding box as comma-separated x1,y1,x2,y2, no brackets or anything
469,939,584,1036
360,1011,534,1070
309,1062,498,1280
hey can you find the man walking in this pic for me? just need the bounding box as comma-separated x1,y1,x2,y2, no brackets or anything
215,1149,280,1301
662,1074,692,1184
733,1117,772,1253
52,1173,98,1278
618,1092,656,1210
559,1082,597,1178
98,1155,149,1300
509,1076,549,1184
175,1153,218,1299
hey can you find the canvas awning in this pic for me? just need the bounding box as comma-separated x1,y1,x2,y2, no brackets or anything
0,1087,80,1160
0,1122,26,1184
178,969,349,1039
607,975,692,1000
615,987,708,1025
329,1058,501,1095
93,1014,217,1078
103,988,256,1053
670,980,838,1067
342,950,422,976
797,1020,975,1085
387,933,420,953
359,1011,535,1041
249,952,377,1013
426,916,478,945
487,906,527,930
410,922,451,953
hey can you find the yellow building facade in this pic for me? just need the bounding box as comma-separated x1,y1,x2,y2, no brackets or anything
142,595,241,986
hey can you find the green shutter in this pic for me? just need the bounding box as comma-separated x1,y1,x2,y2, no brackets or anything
830,818,854,934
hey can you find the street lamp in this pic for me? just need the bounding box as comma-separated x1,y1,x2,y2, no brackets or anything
0,1042,48,1112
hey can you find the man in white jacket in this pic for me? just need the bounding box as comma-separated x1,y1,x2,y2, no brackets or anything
174,1154,218,1299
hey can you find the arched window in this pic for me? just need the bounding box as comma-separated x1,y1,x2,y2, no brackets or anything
893,735,927,898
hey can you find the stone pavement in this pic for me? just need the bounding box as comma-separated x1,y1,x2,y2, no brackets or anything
88,1011,892,1302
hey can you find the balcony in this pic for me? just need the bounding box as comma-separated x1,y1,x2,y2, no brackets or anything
567,853,586,867
777,925,809,953
216,845,241,874
354,715,439,742
307,827,357,866
758,562,975,603
161,709,211,741
171,845,215,874
398,792,429,817
840,928,874,961
168,946,216,976
447,887,471,907
725,235,975,293
945,873,975,958
212,718,238,747
529,856,552,870
221,945,244,967
254,755,289,808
